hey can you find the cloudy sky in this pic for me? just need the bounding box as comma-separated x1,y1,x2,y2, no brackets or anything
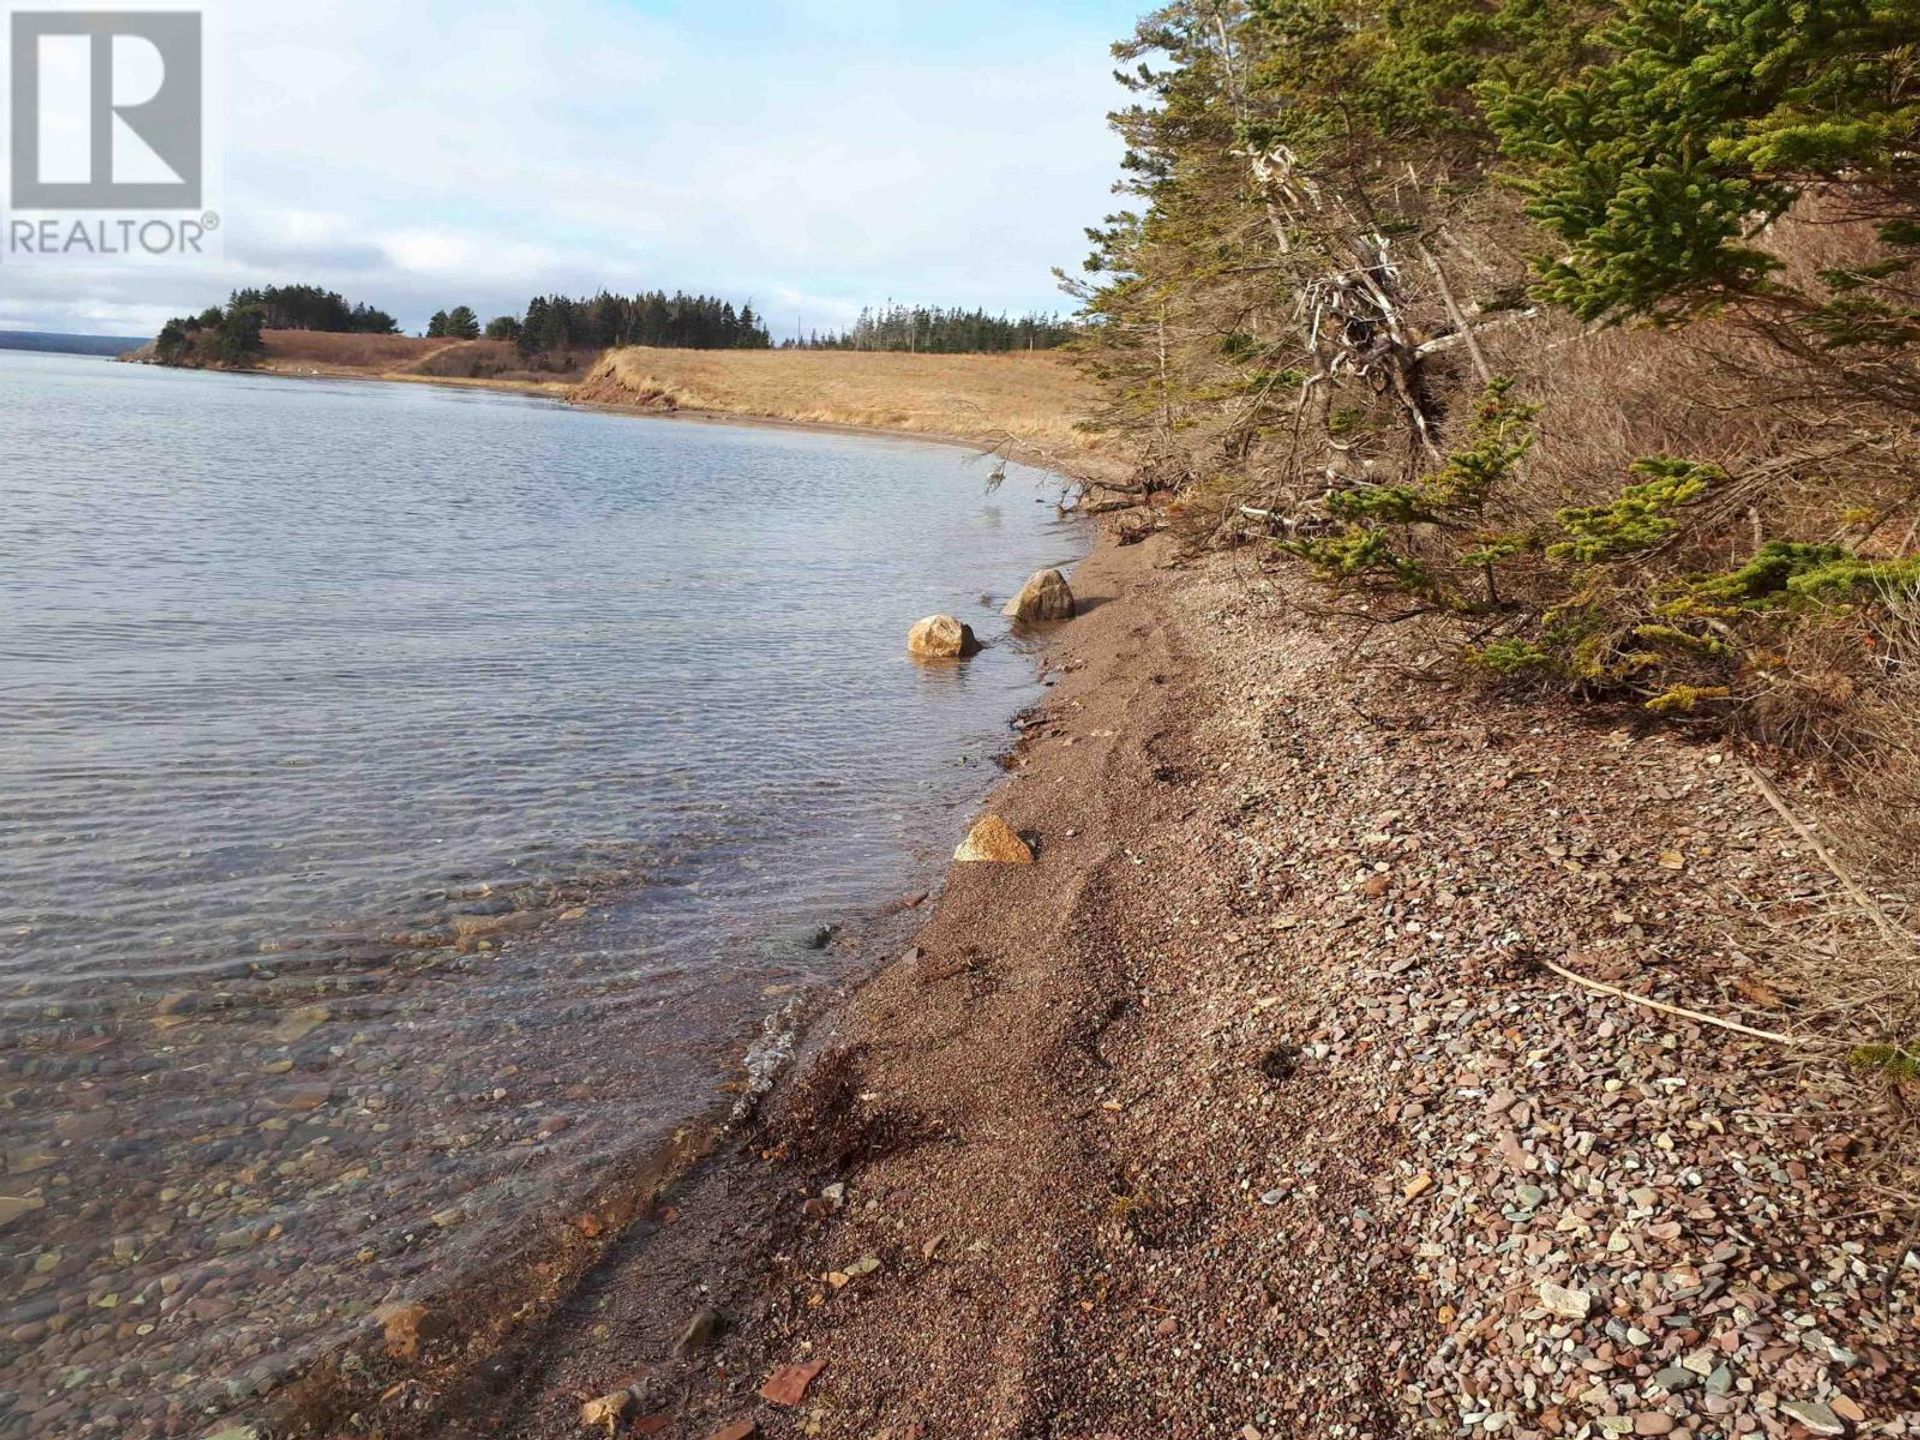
1,0,1144,339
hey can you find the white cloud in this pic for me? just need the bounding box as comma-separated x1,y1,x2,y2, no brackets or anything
9,0,1134,337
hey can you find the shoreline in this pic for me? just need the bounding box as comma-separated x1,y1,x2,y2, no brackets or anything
297,528,1920,1439
2,349,1112,1440
265,529,1163,1440
119,342,1127,480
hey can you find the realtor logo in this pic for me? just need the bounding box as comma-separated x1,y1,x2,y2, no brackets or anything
9,9,202,209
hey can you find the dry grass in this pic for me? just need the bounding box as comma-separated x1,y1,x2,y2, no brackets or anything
257,330,448,372
574,346,1114,470
254,332,587,394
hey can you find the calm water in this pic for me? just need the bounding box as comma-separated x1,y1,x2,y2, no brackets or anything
0,352,1082,1436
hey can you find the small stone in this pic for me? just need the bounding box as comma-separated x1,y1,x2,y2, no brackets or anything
272,1004,331,1043
581,1389,634,1435
0,1195,46,1230
1538,1281,1592,1320
448,911,534,939
954,816,1033,864
1779,1401,1845,1435
705,1423,757,1440
1632,1415,1676,1436
1829,1397,1866,1425
1404,1173,1435,1201
760,1358,826,1407
1517,1185,1545,1209
1655,1367,1698,1392
376,1302,429,1361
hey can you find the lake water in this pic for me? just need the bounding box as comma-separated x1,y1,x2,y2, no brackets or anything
0,352,1083,1436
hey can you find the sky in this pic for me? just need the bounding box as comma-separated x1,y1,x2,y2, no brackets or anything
0,0,1146,339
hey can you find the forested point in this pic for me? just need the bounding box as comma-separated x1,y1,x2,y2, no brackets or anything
153,286,398,365
785,304,1077,353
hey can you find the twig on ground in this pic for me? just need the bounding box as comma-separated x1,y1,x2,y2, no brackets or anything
1535,955,1803,1047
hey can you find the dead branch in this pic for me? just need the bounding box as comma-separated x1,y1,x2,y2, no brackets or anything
1535,955,1804,1047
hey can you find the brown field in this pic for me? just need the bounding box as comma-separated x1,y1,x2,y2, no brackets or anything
253,331,591,393
572,346,1110,468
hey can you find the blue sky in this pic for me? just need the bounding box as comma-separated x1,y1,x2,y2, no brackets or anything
2,0,1146,337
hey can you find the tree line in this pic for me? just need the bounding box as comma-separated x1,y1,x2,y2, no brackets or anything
786,304,1076,352
232,285,400,335
151,286,1074,367
498,293,774,354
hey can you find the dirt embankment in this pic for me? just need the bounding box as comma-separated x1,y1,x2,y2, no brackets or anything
317,531,1915,1440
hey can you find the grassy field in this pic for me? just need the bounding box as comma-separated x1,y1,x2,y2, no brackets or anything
572,346,1108,465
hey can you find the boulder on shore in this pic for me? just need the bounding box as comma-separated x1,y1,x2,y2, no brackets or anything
1003,568,1075,622
954,816,1034,864
908,614,981,659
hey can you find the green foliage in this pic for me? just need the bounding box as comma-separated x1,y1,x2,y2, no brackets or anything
1786,553,1920,601
210,305,265,364
518,292,773,353
484,315,523,343
227,284,397,334
1484,0,1920,323
443,306,481,341
1292,381,1540,608
794,303,1075,353
1284,528,1439,597
1072,0,1920,745
1549,459,1722,562
1474,637,1554,673
1427,380,1541,510
1850,1043,1920,1082
1645,683,1733,714
1676,540,1852,608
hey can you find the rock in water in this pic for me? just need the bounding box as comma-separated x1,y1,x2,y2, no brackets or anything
954,816,1034,864
908,614,980,659
1003,568,1075,622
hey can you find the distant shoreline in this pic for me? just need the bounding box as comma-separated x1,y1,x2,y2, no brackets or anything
124,330,1127,481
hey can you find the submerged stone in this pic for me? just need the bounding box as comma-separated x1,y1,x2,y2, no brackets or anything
908,614,980,659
